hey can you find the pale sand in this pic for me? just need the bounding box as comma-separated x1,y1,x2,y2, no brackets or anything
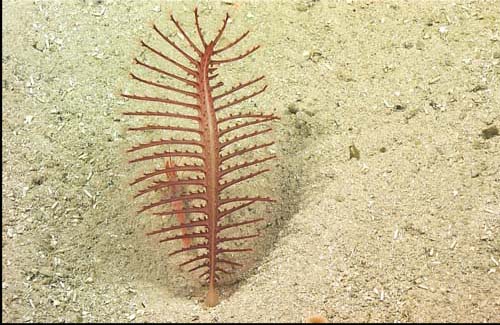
2,0,499,322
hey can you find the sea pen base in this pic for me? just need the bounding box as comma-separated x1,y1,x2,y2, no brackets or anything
205,283,219,307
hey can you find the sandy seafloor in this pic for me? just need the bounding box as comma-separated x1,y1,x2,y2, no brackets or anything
2,0,499,322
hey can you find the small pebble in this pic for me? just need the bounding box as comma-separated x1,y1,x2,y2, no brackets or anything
33,40,46,52
349,144,360,160
428,76,441,84
24,115,34,124
393,104,406,112
471,85,488,92
287,103,299,114
471,170,480,178
309,51,323,63
334,195,345,202
31,175,45,185
403,41,414,49
481,126,498,139
296,3,308,12
416,40,425,50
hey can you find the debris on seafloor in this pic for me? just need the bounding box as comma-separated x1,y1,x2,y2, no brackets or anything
349,144,360,160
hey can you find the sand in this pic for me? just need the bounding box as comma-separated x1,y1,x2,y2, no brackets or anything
2,0,499,322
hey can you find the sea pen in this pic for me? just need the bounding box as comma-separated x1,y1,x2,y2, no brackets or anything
121,8,278,306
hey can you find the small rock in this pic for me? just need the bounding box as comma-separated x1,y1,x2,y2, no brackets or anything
471,84,488,92
471,169,480,178
349,144,360,160
309,51,323,63
393,104,406,112
31,175,45,185
287,103,299,114
24,115,34,124
85,277,94,284
416,40,425,50
429,101,441,110
493,51,500,59
6,228,14,238
32,40,45,52
428,76,441,85
334,195,345,202
296,3,308,12
403,41,413,49
481,126,498,139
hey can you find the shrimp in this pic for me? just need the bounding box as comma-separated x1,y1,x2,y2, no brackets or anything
163,157,191,248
